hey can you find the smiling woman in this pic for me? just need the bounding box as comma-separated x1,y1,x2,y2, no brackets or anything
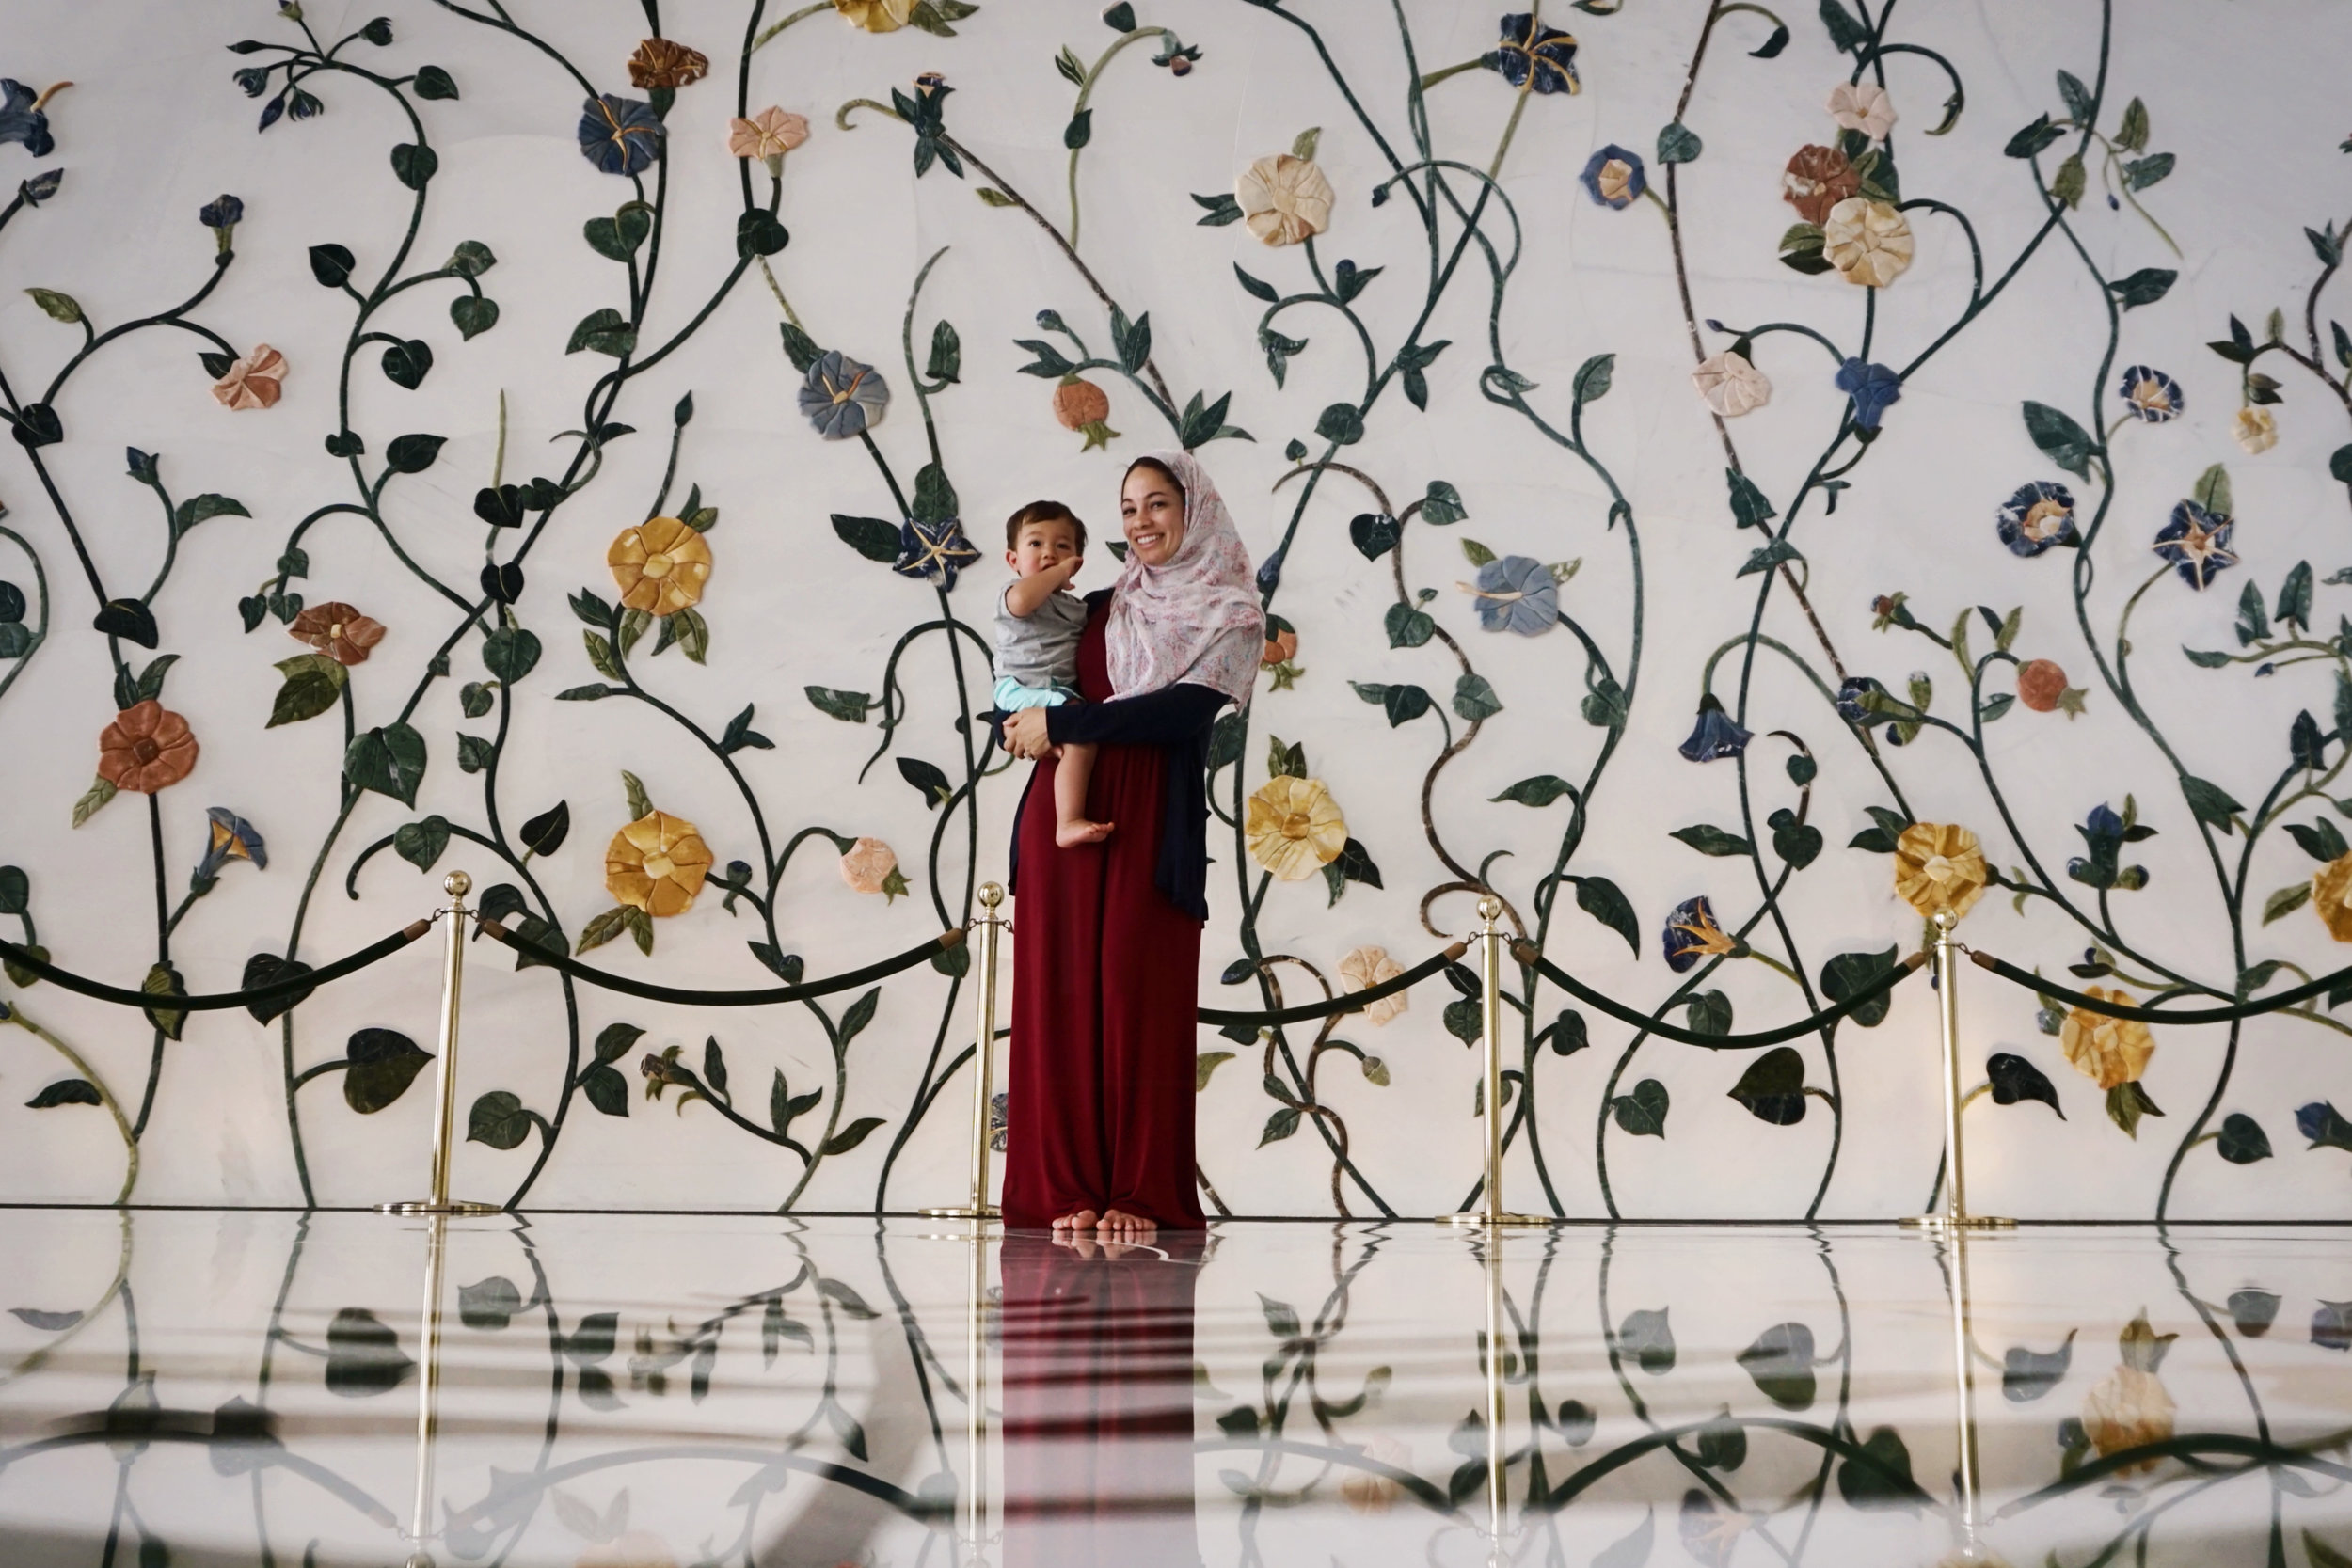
997,451,1261,1240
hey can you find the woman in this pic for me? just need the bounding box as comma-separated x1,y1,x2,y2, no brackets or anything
998,451,1262,1238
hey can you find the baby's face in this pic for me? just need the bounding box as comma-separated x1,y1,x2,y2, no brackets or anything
1008,521,1082,578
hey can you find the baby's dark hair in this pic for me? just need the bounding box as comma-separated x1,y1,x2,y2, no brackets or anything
1005,499,1087,552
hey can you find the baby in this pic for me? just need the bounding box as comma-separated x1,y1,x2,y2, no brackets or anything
994,500,1112,847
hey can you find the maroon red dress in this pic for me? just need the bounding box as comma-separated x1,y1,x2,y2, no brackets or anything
1002,605,1210,1230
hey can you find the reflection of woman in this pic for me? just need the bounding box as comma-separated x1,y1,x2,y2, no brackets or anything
998,451,1262,1238
998,1228,1207,1567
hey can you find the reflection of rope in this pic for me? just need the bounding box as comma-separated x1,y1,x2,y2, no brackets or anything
473,916,963,1006
1197,942,1468,1028
1513,941,1928,1048
0,924,432,1013
1970,948,2352,1024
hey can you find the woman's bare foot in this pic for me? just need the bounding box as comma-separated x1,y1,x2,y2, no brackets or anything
1055,818,1114,847
1051,1208,1099,1235
1097,1208,1156,1242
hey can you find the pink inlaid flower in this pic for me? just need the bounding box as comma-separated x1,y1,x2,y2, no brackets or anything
211,344,286,411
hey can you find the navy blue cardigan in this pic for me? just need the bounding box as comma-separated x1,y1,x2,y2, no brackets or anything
1002,595,1228,923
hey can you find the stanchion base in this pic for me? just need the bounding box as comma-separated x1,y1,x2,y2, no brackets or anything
377,1200,501,1216
1900,1213,2016,1229
1442,1211,1550,1227
917,1206,1000,1221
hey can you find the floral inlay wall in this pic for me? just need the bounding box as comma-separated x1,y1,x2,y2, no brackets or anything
2,0,2349,1218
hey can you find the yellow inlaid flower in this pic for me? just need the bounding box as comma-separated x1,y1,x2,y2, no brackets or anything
1235,153,1335,248
1246,775,1347,882
608,516,712,617
2312,850,2352,942
1821,197,1914,288
834,0,914,31
2233,406,2278,454
2060,989,2155,1089
1892,822,1987,921
606,810,714,918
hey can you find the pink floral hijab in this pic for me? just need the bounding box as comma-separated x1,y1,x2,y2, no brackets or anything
1105,450,1263,706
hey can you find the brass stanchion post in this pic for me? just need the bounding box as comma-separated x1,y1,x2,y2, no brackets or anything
924,882,1004,1222
1449,896,1543,1227
961,1227,994,1564
1905,911,2012,1229
383,872,499,1217
401,1212,449,1568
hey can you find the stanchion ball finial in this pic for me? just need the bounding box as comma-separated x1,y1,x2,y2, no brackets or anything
1476,894,1502,925
1932,909,1958,932
978,881,1004,910
444,869,471,899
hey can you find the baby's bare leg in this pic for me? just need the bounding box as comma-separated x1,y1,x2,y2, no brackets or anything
1053,741,1113,847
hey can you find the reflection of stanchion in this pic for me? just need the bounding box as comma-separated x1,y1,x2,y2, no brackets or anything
383,872,499,1217
958,1225,995,1566
1937,1227,2002,1567
924,882,1005,1223
1478,1234,1511,1565
1904,911,2012,1230
402,1213,450,1568
1449,896,1544,1228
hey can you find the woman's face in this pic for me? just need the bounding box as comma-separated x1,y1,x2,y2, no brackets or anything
1121,467,1186,567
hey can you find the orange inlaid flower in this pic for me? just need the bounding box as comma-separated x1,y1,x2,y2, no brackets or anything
97,700,199,793
1263,625,1298,667
606,810,714,919
2017,659,2068,712
628,38,708,88
1781,144,1860,225
609,516,713,617
288,601,386,666
839,836,909,902
211,344,286,411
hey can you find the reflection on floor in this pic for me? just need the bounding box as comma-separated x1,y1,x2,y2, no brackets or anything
0,1212,2346,1566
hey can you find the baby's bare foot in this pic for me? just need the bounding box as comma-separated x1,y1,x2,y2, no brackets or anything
1056,819,1114,848
1098,1208,1156,1243
1052,1208,1100,1234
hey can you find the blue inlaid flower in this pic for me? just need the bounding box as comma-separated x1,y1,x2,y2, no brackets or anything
1677,693,1750,762
578,93,663,177
195,807,268,883
892,516,980,590
1487,15,1580,95
1996,480,2078,558
1835,675,1884,726
989,1089,1009,1153
199,194,244,230
0,80,56,158
2152,499,2236,590
1835,357,1901,432
19,167,60,205
2117,365,2182,423
1470,554,1559,636
799,350,891,440
1663,895,1739,974
1579,145,1645,208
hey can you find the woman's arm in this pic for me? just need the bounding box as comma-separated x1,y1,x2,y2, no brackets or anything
1046,683,1227,748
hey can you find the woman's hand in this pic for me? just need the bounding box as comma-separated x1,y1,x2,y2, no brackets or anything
1002,707,1054,759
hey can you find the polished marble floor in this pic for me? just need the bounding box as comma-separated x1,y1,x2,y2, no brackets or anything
0,1211,2346,1566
